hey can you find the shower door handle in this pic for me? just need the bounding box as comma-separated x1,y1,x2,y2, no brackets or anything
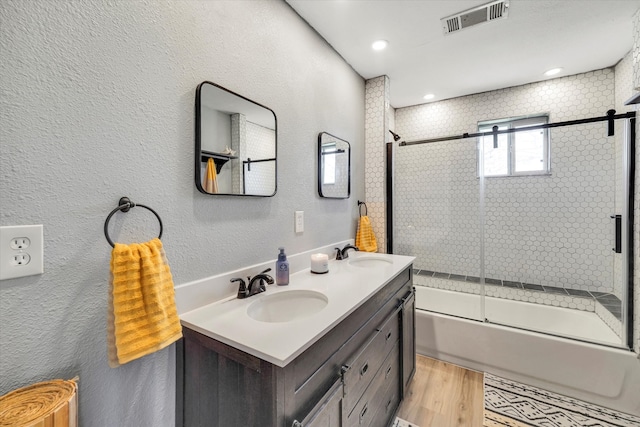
611,215,621,253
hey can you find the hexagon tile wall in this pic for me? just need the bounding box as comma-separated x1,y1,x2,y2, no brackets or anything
364,76,390,252
364,65,638,344
393,68,618,294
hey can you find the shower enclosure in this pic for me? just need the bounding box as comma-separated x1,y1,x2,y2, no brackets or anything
389,111,635,350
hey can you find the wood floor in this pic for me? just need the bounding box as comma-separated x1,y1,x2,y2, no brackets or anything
396,355,484,427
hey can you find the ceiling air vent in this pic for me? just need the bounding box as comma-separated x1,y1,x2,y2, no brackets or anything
441,0,509,35
445,17,460,33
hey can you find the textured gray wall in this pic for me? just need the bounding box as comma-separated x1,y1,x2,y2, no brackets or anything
0,1,365,425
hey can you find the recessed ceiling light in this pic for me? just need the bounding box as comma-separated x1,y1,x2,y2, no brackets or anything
423,93,435,100
371,40,388,51
544,68,563,77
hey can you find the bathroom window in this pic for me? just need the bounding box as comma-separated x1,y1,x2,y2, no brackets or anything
322,143,336,185
478,115,550,177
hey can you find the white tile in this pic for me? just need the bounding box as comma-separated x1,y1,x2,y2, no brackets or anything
367,57,639,352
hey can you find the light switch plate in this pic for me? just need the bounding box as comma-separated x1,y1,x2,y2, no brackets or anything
295,211,304,233
0,225,44,280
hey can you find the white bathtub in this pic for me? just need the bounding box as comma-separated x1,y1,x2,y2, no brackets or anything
414,286,640,416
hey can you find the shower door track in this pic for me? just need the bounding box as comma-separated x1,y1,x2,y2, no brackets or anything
397,110,635,146
386,110,637,351
484,318,636,352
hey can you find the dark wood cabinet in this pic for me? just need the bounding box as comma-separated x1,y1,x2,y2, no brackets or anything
295,378,343,427
176,266,414,427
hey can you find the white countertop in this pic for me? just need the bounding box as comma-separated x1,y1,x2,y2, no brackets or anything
179,252,415,367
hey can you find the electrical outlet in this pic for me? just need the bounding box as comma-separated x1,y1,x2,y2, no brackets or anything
0,225,44,280
295,211,304,233
10,237,30,250
11,253,31,266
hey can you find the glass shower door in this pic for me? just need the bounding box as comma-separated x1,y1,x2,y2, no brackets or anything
480,120,628,348
393,137,484,321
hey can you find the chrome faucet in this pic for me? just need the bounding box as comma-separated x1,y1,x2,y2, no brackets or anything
232,268,274,299
335,244,360,260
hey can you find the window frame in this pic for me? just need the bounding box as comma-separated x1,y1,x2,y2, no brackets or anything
477,114,551,177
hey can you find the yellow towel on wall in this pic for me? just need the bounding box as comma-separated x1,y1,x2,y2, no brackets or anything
107,238,182,368
203,158,219,193
356,215,378,253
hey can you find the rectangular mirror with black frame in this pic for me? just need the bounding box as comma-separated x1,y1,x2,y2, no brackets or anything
318,132,350,199
195,81,277,197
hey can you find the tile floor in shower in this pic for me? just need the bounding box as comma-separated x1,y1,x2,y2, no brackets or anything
413,280,623,345
414,268,622,340
413,269,623,321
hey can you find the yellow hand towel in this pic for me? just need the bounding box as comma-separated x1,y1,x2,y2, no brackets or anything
107,238,182,368
203,158,219,193
356,215,378,253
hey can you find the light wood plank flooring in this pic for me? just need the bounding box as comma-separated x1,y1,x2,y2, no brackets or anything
396,355,484,427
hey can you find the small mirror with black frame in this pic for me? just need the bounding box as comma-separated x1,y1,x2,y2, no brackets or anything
195,81,277,197
318,132,350,199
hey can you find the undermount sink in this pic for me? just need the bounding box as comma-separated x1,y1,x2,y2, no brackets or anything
348,256,393,268
247,290,328,323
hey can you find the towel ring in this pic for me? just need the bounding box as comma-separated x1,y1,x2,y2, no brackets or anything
358,200,367,216
104,197,163,247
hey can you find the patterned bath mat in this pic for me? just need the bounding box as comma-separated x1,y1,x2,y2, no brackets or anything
484,373,640,427
392,417,419,427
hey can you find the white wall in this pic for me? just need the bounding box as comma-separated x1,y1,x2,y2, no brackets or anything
0,1,365,425
201,108,232,154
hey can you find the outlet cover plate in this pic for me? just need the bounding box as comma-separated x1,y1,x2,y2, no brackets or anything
295,211,304,233
0,225,44,280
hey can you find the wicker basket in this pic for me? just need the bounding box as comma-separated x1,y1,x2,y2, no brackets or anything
0,379,77,427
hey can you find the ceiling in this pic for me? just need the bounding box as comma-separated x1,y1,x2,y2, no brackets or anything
286,0,640,109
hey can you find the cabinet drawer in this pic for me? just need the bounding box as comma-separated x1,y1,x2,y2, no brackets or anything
343,309,400,416
370,381,400,427
346,344,400,426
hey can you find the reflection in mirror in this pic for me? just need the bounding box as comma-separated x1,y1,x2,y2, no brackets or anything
318,132,350,199
195,81,277,196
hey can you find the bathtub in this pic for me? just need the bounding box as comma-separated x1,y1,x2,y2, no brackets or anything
414,286,640,416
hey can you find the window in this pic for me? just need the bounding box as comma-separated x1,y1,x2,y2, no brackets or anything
322,143,336,185
478,115,550,177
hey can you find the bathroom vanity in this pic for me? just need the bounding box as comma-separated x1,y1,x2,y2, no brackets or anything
175,253,415,427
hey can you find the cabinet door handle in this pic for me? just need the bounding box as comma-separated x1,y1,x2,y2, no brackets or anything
398,290,413,308
359,403,368,424
401,290,413,304
386,330,392,341
360,361,369,377
385,397,393,413
385,364,392,379
612,214,622,253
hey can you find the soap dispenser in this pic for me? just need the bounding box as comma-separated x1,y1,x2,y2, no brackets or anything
276,247,289,286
